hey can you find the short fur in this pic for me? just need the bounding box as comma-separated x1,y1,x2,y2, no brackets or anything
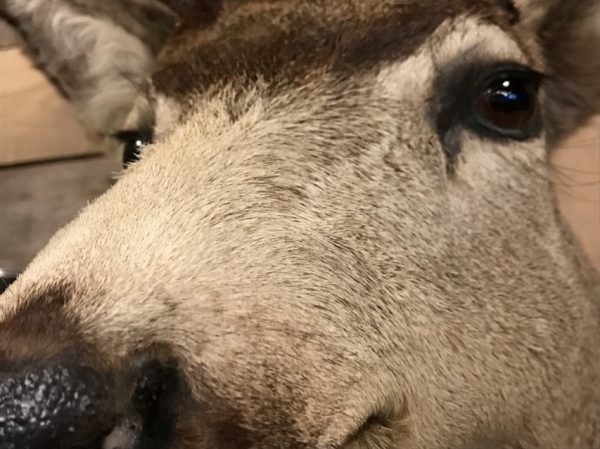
0,1,599,448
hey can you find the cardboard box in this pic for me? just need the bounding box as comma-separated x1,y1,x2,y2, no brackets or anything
553,116,600,269
0,17,18,49
0,20,97,167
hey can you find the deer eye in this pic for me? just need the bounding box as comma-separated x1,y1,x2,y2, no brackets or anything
472,68,541,139
114,130,154,167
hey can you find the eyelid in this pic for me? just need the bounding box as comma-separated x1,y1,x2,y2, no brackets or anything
113,129,154,145
474,64,542,93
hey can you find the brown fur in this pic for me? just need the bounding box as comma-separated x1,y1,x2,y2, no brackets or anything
1,1,599,448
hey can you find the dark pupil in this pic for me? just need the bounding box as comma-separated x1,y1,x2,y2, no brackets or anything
476,76,536,131
124,136,145,164
487,79,531,112
116,130,152,166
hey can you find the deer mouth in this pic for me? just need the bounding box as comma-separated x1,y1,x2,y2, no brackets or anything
102,416,144,449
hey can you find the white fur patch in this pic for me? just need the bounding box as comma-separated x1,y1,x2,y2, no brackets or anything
377,16,528,101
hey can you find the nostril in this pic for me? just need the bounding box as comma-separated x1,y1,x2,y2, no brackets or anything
130,360,180,448
132,360,179,414
0,361,114,449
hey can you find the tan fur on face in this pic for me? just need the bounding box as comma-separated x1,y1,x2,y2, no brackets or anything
1,1,599,448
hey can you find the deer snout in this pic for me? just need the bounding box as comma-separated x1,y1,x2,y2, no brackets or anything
0,357,180,449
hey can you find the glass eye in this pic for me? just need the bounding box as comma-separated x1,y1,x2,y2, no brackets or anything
473,69,541,139
0,270,17,294
114,130,153,167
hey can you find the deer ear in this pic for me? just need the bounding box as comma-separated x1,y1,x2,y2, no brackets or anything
0,0,179,134
514,0,600,145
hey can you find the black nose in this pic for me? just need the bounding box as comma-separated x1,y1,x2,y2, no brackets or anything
0,360,114,449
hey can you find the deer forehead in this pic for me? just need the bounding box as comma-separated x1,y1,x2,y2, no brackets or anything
377,16,528,97
147,12,526,144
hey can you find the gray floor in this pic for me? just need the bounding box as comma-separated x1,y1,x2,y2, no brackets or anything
0,155,118,273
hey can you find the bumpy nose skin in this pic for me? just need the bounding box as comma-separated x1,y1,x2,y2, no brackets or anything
0,361,113,449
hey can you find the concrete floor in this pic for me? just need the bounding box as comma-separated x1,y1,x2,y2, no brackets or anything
0,155,118,273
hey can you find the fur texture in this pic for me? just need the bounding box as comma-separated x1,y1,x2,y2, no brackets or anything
0,1,599,448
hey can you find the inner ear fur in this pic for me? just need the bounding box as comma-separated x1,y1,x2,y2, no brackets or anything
0,0,179,134
514,0,600,146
